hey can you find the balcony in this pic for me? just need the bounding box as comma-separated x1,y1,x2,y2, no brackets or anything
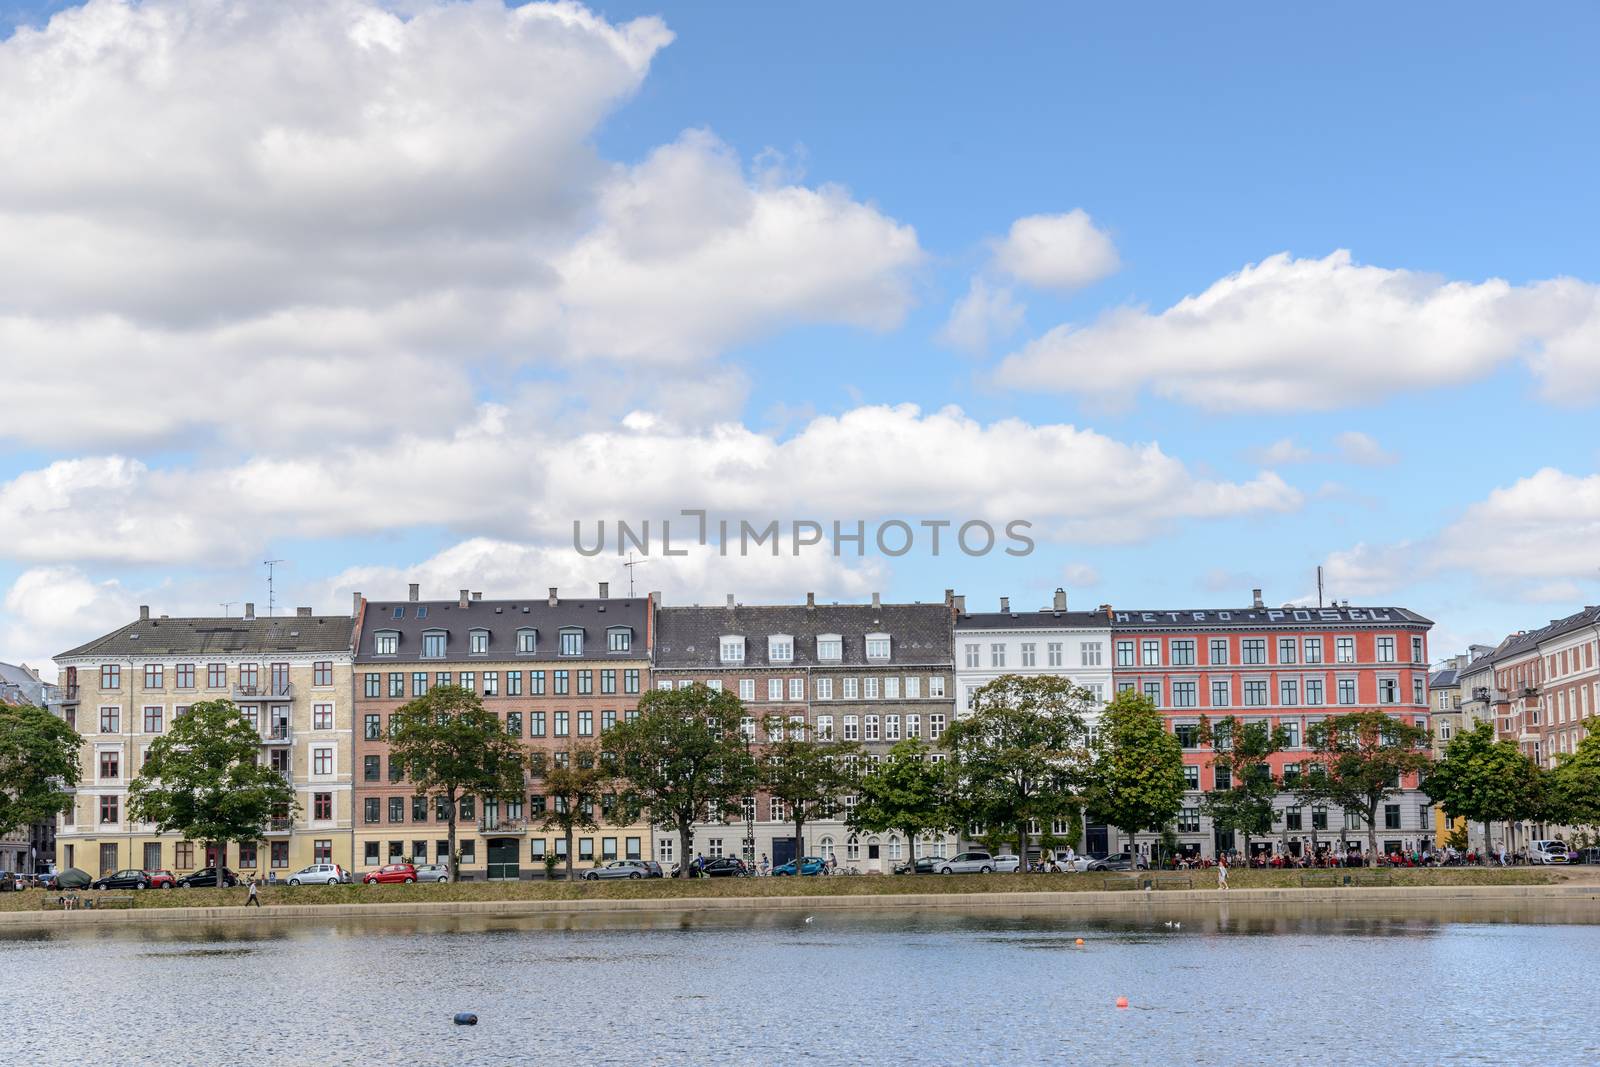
264,817,294,836
233,682,293,703
260,722,293,745
478,816,529,835
63,685,79,704
1471,687,1490,702
1521,685,1540,699
1491,689,1511,705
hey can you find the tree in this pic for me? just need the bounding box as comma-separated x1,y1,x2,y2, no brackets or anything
761,715,862,871
0,703,81,842
1547,724,1600,838
606,683,759,878
1200,715,1286,861
128,700,297,887
1306,710,1432,865
538,741,611,881
942,675,1093,869
1423,721,1543,860
1083,690,1185,867
388,685,526,882
848,738,950,872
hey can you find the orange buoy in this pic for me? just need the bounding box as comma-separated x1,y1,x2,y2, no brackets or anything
1115,996,1129,1009
1074,937,1085,946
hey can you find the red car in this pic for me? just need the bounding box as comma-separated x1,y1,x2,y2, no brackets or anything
146,869,177,889
363,863,417,885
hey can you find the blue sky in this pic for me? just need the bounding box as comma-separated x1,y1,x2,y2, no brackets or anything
2,1,1598,672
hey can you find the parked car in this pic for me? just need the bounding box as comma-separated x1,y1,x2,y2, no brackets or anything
413,864,451,883
363,863,417,885
93,868,156,890
640,860,665,878
1577,847,1600,865
145,869,177,889
894,856,942,875
772,856,827,876
52,868,92,890
1087,852,1137,872
583,860,653,880
700,857,749,878
991,855,1022,873
1529,840,1569,865
177,867,240,888
0,871,19,892
286,863,349,886
936,851,997,875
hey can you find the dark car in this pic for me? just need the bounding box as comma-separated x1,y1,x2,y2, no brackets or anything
894,857,941,875
640,860,665,878
700,857,749,878
92,868,155,890
178,867,241,888
52,868,92,890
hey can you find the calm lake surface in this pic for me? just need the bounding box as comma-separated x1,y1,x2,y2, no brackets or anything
5,902,1597,1065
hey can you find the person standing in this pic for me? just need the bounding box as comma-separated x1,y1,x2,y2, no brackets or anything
1217,857,1229,890
759,853,770,877
245,877,260,908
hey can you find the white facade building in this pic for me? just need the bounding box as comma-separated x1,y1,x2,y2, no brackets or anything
953,589,1113,723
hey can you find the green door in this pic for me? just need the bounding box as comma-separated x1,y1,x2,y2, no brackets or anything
486,838,520,881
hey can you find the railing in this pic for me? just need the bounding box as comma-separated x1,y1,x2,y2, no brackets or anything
261,722,293,743
265,817,293,835
63,685,79,702
478,816,529,834
234,683,293,701
1471,687,1490,701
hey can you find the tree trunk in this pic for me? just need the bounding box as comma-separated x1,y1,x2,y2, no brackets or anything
1016,823,1027,873
446,789,458,883
906,830,916,873
565,825,575,881
1482,820,1491,863
794,817,805,875
216,841,226,889
678,821,692,878
1366,801,1379,867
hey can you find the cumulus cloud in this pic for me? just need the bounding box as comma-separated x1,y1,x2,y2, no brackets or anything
0,1,923,449
0,404,1304,566
995,250,1600,410
2,565,136,675
990,210,1120,292
1247,431,1396,467
1432,468,1600,582
939,278,1026,354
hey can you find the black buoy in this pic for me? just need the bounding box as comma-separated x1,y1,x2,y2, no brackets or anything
453,1013,478,1026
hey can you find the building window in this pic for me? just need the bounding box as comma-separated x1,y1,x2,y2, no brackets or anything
930,677,945,698
1208,639,1228,666
99,706,120,733
313,793,333,821
464,630,487,655
422,632,447,658
1142,640,1161,667
363,714,381,741
818,635,842,661
1174,724,1199,748
1019,642,1037,668
364,755,380,781
143,706,163,733
313,748,333,776
1306,679,1325,705
1143,682,1162,706
559,630,583,656
144,663,163,689
991,643,1006,668
312,703,333,730
1210,680,1230,707
1177,808,1200,833
506,712,522,737
578,711,593,736
173,662,194,689
1277,638,1297,664
1379,678,1399,703
1336,637,1356,663
929,714,945,740
531,671,547,695
1282,720,1301,748
769,635,794,663
554,671,569,695
1172,682,1197,708
843,678,859,700
375,632,398,655
866,634,891,661
388,673,404,698
531,712,546,737
1171,640,1196,666
1338,678,1358,705
577,670,593,695
555,712,569,737
843,716,860,741
1242,639,1267,665
517,629,537,654
99,750,120,780
1376,636,1396,663
1411,636,1425,663
99,795,118,824
815,677,834,700
1413,677,1425,704
389,798,405,823
1279,680,1298,706
1079,642,1101,667
865,715,880,741
789,678,805,701
1303,638,1323,664
1243,681,1268,706
271,842,289,869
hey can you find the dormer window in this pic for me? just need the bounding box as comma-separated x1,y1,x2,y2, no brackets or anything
374,631,399,656
865,633,891,661
559,628,584,656
421,630,447,658
768,635,794,663
607,627,632,653
469,629,490,655
816,634,842,662
720,636,746,664
517,628,537,654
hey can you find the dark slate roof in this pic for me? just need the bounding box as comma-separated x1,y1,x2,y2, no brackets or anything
957,610,1110,631
655,602,953,668
1470,606,1600,669
57,616,354,659
1429,668,1460,688
354,597,649,663
1110,606,1432,630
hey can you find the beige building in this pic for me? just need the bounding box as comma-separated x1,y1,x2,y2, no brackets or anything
54,604,355,878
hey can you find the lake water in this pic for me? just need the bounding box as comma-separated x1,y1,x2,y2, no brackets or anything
5,901,1597,1065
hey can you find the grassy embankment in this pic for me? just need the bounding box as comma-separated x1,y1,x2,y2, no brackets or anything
0,867,1557,912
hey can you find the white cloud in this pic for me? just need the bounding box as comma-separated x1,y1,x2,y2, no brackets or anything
990,210,1119,292
0,1,923,449
938,278,1025,354
1251,438,1315,465
1061,563,1100,588
1319,541,1419,599
0,404,1304,566
3,565,135,676
995,250,1600,410
1333,431,1397,467
1247,432,1395,466
1433,467,1600,582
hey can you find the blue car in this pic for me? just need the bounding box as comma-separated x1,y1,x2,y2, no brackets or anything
771,856,826,876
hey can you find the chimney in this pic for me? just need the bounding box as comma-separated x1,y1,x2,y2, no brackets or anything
806,592,816,609
296,607,311,617
726,593,736,608
352,591,362,615
1053,588,1067,612
1100,603,1113,621
944,588,954,607
548,587,558,607
408,583,419,602
244,602,255,621
1000,596,1010,613
472,591,482,601
871,592,881,610
139,605,150,621
952,594,966,614
599,582,609,600
459,589,470,609
650,590,662,607
1251,588,1264,609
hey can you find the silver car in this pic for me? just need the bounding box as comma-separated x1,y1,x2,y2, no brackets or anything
583,860,652,881
286,863,349,886
413,864,452,883
936,851,997,874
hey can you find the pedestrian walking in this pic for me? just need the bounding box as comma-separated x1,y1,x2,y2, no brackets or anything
1217,858,1229,890
245,877,260,908
759,854,770,877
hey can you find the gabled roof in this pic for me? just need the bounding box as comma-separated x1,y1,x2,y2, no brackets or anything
57,616,354,659
655,601,953,668
1428,668,1460,688
1469,606,1600,670
354,596,649,663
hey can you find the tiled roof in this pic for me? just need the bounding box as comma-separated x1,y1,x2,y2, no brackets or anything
1110,606,1432,630
956,610,1110,631
57,616,355,659
1470,606,1600,669
354,597,649,663
1429,668,1460,688
655,602,953,668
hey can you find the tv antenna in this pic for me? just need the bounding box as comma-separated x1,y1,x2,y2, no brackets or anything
264,559,287,617
220,601,236,618
624,552,647,598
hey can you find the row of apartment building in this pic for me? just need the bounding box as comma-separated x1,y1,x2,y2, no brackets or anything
50,585,1436,878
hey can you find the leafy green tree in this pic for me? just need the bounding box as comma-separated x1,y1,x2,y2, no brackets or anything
0,703,81,842
761,715,862,872
606,683,759,878
128,700,297,887
1084,690,1185,867
1306,710,1432,865
848,738,950,872
538,741,610,881
942,675,1094,869
1200,715,1286,860
389,684,527,881
1423,721,1543,860
1547,723,1600,837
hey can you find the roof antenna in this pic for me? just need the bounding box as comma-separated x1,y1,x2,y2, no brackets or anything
624,552,647,598
1316,565,1324,609
264,559,287,617
220,602,235,618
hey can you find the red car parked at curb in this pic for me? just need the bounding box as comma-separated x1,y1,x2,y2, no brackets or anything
363,863,417,885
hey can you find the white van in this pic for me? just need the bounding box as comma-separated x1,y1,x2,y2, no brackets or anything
1529,840,1569,864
